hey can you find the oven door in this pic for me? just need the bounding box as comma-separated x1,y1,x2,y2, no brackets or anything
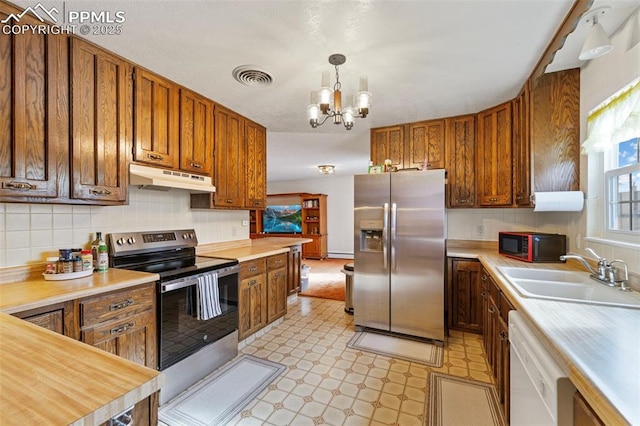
158,267,238,370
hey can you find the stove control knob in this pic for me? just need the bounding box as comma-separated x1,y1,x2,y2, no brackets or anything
189,232,195,239
127,237,136,245
183,233,189,240
116,238,125,246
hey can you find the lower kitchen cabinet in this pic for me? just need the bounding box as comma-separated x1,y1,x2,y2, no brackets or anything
13,300,79,339
267,254,287,323
480,266,514,423
573,391,605,426
238,258,268,341
287,244,302,294
79,283,157,368
448,258,482,333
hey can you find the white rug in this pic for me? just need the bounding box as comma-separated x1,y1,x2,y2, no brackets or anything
347,331,443,367
427,373,505,426
159,355,285,426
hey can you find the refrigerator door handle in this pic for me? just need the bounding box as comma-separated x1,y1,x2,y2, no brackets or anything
382,202,389,270
391,202,397,270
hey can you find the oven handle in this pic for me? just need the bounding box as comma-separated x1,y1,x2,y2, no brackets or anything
161,266,239,293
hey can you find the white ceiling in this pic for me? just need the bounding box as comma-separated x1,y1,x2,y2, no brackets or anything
10,0,639,182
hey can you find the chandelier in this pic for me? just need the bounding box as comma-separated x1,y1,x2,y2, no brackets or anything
307,54,371,130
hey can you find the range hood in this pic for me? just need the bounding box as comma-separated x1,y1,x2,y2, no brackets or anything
129,164,215,193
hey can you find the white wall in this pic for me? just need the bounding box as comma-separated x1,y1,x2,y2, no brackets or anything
0,187,249,268
268,175,354,258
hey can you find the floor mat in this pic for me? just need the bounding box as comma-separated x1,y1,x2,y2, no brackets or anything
346,331,443,367
427,372,506,426
159,354,285,426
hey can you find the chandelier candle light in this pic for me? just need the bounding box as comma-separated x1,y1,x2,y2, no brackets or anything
307,54,371,130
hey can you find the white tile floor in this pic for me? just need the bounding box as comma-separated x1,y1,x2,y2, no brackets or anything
211,296,492,425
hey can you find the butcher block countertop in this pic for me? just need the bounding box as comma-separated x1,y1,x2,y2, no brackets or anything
0,267,159,314
198,237,312,262
447,241,640,425
0,312,163,425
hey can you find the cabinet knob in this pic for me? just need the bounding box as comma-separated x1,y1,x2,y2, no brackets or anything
516,195,523,201
225,199,234,204
147,153,164,161
90,188,112,196
248,266,257,272
109,298,134,311
455,198,469,204
248,279,257,286
190,162,203,169
110,322,134,335
489,197,499,202
4,181,36,191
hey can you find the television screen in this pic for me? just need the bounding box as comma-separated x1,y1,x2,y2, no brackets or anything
262,205,302,234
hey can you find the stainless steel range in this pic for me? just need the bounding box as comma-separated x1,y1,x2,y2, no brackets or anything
109,229,239,405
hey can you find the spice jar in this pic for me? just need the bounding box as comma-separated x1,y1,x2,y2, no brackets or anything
45,257,58,274
59,259,73,274
81,250,93,271
58,248,73,261
73,256,83,272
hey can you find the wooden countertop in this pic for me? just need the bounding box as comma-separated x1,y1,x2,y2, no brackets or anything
198,237,313,262
0,312,163,425
448,246,640,425
0,268,159,314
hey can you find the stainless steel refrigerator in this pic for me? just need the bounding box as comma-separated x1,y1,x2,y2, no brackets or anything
353,169,446,341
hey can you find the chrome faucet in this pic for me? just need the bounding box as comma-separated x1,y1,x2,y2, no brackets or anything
559,248,615,287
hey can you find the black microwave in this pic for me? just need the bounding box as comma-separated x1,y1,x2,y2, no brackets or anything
498,232,567,262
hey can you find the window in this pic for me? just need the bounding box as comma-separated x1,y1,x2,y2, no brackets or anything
605,137,639,234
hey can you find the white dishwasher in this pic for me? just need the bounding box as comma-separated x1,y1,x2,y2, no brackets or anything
509,311,575,425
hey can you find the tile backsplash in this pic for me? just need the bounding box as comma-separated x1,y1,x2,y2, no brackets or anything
0,187,249,268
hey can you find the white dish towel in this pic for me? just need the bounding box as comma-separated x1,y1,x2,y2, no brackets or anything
196,272,222,320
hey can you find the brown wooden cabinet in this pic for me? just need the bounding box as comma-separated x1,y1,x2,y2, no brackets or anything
477,102,513,206
0,5,67,201
267,254,288,323
573,391,605,426
446,115,476,208
371,126,404,168
70,38,131,203
531,69,580,192
179,88,214,176
287,244,302,294
245,119,267,209
134,68,180,169
448,258,482,333
302,194,328,259
238,258,268,340
513,84,531,206
407,119,446,169
13,300,78,339
79,283,157,368
214,105,245,208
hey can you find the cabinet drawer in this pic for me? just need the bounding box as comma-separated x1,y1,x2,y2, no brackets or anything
82,309,154,345
240,258,266,278
267,254,287,270
80,284,155,327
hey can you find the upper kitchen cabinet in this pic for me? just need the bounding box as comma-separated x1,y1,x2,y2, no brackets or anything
245,119,267,209
407,119,446,169
476,101,513,207
530,69,580,192
371,126,404,168
180,88,214,176
513,83,531,206
70,39,131,203
212,105,245,208
134,68,180,169
0,5,68,201
446,115,476,208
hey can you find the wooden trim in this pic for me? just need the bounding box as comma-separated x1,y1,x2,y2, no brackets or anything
529,0,594,84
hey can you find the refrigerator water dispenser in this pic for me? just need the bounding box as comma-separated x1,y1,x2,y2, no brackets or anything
359,220,383,252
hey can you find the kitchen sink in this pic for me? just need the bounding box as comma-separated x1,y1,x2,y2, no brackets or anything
497,266,640,309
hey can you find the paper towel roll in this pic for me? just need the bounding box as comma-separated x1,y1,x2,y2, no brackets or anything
533,191,584,212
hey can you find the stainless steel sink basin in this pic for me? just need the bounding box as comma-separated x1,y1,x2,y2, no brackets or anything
497,266,640,309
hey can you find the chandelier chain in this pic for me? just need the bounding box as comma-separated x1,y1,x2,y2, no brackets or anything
334,64,341,91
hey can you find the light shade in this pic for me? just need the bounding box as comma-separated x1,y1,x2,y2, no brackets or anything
579,15,613,60
317,165,335,175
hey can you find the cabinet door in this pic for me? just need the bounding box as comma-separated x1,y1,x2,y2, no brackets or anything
449,259,482,333
370,126,404,167
180,88,213,175
82,309,156,368
214,106,245,208
134,68,179,169
513,85,531,206
267,267,287,323
407,119,446,169
531,69,580,192
497,316,510,422
0,9,66,199
238,273,267,340
573,391,605,426
287,245,302,294
477,102,513,206
302,235,325,259
446,115,476,207
245,120,267,209
71,39,130,203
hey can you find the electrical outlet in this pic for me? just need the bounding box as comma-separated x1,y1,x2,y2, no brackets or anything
476,225,484,237
241,220,249,227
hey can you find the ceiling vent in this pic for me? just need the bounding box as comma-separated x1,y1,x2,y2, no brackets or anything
232,65,274,87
